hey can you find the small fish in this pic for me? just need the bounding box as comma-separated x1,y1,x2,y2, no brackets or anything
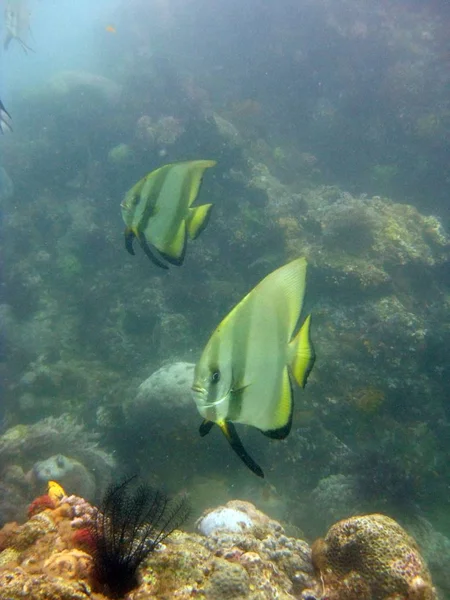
105,25,116,34
0,99,12,133
47,480,66,504
4,0,33,53
192,258,315,478
121,160,216,269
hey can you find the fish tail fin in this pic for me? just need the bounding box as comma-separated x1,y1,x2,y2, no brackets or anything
186,204,213,240
218,420,264,478
288,314,315,388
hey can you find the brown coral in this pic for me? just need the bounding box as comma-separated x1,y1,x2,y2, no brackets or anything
310,514,437,600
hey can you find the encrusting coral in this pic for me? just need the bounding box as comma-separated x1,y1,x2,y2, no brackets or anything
0,490,438,600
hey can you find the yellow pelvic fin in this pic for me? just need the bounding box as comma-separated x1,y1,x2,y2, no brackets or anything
288,314,315,388
186,204,213,240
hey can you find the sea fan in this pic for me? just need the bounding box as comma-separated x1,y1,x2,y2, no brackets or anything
90,476,190,598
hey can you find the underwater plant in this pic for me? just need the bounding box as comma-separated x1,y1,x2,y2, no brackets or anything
90,476,190,598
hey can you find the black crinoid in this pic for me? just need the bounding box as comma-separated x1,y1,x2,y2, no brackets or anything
90,476,190,598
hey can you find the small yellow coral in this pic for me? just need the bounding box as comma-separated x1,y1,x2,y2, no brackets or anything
0,547,20,568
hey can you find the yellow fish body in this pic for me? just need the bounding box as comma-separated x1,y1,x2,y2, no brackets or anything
192,258,315,477
121,160,216,269
48,480,66,504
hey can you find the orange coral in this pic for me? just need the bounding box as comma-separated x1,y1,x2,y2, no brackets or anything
311,514,436,600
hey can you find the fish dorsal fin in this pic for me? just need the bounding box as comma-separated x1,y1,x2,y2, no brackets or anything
288,314,315,388
186,204,213,240
265,257,308,332
183,160,217,208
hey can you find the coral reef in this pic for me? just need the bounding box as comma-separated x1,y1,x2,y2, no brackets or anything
0,416,114,525
307,514,437,600
0,492,439,600
0,496,318,600
134,114,185,150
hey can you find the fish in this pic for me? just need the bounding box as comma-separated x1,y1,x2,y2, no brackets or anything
4,0,33,53
47,480,66,504
0,99,12,133
121,160,216,269
105,25,117,34
192,257,315,478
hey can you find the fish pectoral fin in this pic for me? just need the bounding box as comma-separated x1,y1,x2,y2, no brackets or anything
124,227,136,255
186,204,213,240
136,232,169,270
261,367,293,439
218,420,264,478
159,220,187,265
288,314,315,388
199,419,215,437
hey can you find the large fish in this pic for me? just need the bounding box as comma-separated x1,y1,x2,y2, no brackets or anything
192,258,315,477
0,99,12,133
121,160,216,269
4,0,33,53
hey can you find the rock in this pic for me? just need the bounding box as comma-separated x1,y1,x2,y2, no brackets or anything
124,362,219,489
49,70,122,105
126,362,196,425
30,455,96,501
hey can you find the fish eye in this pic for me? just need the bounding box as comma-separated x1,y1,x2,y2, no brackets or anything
210,370,221,384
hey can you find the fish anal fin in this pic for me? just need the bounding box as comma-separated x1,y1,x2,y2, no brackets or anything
288,314,315,388
219,420,264,478
137,232,169,270
186,204,213,240
199,420,215,437
262,367,293,439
